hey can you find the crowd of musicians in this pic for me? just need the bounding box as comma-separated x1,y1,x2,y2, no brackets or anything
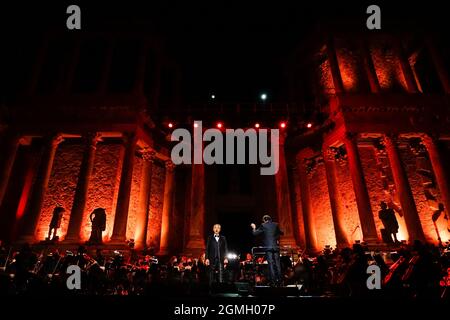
0,239,449,298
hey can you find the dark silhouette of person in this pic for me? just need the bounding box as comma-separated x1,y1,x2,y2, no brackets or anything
251,214,284,286
432,203,446,245
47,206,65,241
432,203,449,231
205,224,228,287
379,201,399,243
88,208,106,244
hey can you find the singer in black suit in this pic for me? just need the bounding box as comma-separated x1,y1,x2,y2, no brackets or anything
251,215,284,286
205,224,228,286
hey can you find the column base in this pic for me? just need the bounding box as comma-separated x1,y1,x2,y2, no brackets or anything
185,236,205,255
158,247,170,256
62,236,82,245
305,246,321,255
109,237,127,246
362,236,380,246
16,234,38,244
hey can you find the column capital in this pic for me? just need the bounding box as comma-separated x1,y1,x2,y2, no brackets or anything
141,149,157,162
342,131,359,144
408,138,427,156
49,134,64,147
85,132,102,148
420,133,440,146
373,138,387,155
165,161,177,172
325,145,348,163
121,132,137,145
303,154,323,176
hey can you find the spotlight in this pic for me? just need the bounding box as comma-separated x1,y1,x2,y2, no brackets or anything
194,122,199,128
216,122,223,129
254,123,260,128
260,93,267,101
227,253,238,260
306,122,312,128
168,122,174,128
280,121,287,129
211,94,216,100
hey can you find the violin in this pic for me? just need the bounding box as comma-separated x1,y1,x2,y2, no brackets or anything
383,256,405,286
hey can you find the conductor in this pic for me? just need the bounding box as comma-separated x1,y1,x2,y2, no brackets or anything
251,214,284,286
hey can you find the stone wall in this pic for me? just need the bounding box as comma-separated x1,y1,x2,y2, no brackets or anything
37,142,83,241
335,38,368,93
334,157,361,243
82,143,123,242
369,39,408,92
359,145,386,240
308,163,336,248
126,156,143,241
147,161,165,250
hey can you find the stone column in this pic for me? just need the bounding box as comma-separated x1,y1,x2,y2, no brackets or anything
421,134,450,228
0,133,21,207
19,134,64,242
65,133,101,242
185,163,206,252
295,151,319,252
135,149,155,250
275,134,297,246
159,161,176,254
323,146,351,248
110,132,137,243
425,37,450,94
291,166,306,248
395,38,419,93
359,38,381,93
343,133,378,243
326,36,344,94
383,135,425,242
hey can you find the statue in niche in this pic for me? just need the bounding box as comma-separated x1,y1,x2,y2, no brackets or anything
378,201,400,244
88,208,107,245
432,203,449,246
46,206,65,241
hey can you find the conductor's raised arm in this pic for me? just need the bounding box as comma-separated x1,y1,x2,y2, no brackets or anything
251,223,263,236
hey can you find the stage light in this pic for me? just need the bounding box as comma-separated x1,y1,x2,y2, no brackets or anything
254,123,260,128
194,122,199,128
227,253,238,260
168,122,174,128
216,122,223,129
280,121,287,129
260,93,267,101
306,122,312,128
211,94,216,100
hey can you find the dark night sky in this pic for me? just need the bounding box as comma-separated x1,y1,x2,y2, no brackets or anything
3,1,447,103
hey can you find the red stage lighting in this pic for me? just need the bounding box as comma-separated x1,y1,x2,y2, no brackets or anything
280,121,287,129
216,122,223,129
307,122,312,128
255,123,260,128
168,122,174,128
